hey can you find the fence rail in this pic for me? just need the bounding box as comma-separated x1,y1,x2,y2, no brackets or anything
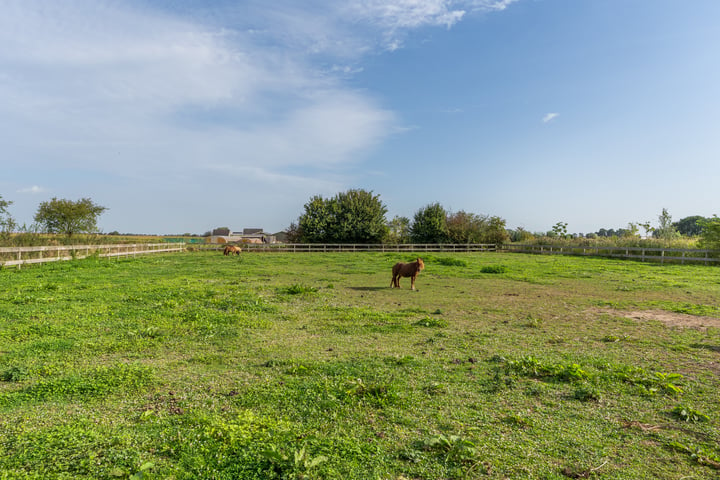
501,244,720,265
6,241,717,268
196,243,499,253
200,242,719,265
0,243,184,268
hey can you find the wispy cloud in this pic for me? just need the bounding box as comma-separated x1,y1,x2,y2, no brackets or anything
542,112,559,123
17,185,46,194
1,0,520,231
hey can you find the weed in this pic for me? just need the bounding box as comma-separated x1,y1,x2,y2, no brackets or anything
422,433,480,464
412,317,448,328
671,405,709,423
573,385,602,402
279,284,319,295
261,445,328,479
1,365,29,382
435,257,468,267
668,442,720,470
343,378,399,406
524,316,542,328
480,265,508,274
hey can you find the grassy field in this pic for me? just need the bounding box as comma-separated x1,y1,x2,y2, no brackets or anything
1,251,719,479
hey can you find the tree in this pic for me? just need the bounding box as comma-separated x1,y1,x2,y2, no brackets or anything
284,221,303,243
624,222,639,238
653,208,680,240
410,203,449,243
674,216,705,236
0,194,17,238
551,222,568,238
385,216,411,244
508,227,534,242
331,189,388,243
447,211,486,244
638,221,654,238
34,197,107,237
296,189,388,243
297,195,332,243
698,216,720,250
482,216,510,244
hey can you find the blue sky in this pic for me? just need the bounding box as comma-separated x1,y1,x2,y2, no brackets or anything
2,0,719,235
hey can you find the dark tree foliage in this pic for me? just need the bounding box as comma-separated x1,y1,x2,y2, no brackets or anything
698,216,720,250
296,190,388,243
385,216,411,244
34,197,107,237
0,194,16,236
674,216,706,236
410,203,449,243
447,210,485,244
483,216,510,244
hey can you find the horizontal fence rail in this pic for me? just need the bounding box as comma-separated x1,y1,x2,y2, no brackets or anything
502,244,720,265
0,243,184,268
199,242,720,266
196,243,499,253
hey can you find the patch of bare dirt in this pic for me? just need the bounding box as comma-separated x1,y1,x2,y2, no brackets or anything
593,308,720,330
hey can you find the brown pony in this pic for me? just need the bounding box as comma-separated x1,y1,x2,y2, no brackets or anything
390,257,425,290
223,245,242,256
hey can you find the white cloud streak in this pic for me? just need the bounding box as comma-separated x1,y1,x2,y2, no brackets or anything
542,112,560,123
17,186,46,194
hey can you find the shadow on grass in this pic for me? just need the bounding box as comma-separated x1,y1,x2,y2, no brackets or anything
348,286,387,292
691,343,720,353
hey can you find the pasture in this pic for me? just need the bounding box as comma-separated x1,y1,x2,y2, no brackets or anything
0,251,719,479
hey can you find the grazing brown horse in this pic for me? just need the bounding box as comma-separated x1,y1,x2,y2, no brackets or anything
390,257,425,290
223,245,242,256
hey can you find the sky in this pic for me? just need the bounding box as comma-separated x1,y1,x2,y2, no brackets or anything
1,0,719,235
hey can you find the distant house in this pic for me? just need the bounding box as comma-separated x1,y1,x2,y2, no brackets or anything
207,228,276,244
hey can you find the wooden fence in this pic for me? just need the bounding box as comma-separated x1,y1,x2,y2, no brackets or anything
5,241,716,268
202,242,719,265
197,243,499,253
501,244,720,265
0,243,184,269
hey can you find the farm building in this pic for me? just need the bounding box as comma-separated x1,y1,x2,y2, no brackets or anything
207,228,276,244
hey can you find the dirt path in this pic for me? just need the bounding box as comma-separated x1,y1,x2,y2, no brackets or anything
595,308,720,330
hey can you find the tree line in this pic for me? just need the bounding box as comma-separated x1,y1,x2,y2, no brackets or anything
1,195,107,242
284,189,509,244
2,191,720,250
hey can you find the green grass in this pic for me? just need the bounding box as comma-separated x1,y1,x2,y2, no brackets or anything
1,252,719,479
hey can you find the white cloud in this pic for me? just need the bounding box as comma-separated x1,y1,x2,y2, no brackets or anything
542,112,559,123
17,185,46,194
348,0,466,29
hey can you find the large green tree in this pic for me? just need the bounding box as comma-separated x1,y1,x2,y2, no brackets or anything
34,197,108,237
674,216,705,236
410,203,449,243
482,215,510,244
698,215,720,250
296,189,388,243
446,210,485,244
